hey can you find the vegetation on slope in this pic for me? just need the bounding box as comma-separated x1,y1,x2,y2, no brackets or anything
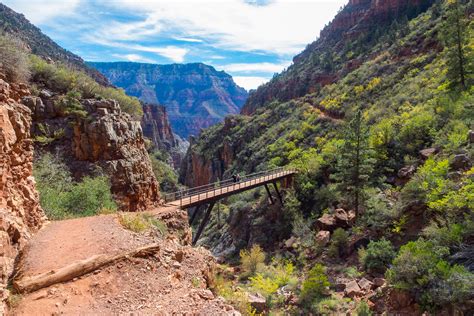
189,1,473,314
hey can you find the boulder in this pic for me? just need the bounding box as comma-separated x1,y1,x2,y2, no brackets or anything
419,147,438,159
358,277,373,291
347,210,356,226
315,230,330,246
315,214,337,231
469,130,474,144
248,292,266,312
284,236,297,249
335,277,350,292
397,165,416,179
344,280,363,298
450,154,471,171
373,278,386,288
335,209,350,228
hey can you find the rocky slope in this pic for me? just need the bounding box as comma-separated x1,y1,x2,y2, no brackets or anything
25,94,160,211
142,103,188,167
242,0,434,115
89,62,248,138
0,74,45,314
0,4,109,86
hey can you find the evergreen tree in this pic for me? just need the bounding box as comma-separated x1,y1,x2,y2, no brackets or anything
441,0,471,90
332,110,375,215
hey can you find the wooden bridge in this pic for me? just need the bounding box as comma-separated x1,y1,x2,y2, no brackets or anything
163,167,296,244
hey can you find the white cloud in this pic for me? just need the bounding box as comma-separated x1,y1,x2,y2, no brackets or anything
111,0,347,55
88,38,189,63
3,0,80,24
112,53,156,63
233,76,270,90
219,61,291,74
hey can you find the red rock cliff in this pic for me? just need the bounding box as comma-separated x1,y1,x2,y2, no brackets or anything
0,76,45,314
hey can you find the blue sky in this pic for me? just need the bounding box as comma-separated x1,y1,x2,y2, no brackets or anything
4,0,346,90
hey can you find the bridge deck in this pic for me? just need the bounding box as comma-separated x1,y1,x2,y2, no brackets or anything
165,169,295,208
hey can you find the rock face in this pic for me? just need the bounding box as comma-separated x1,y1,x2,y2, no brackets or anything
241,0,435,115
72,100,160,211
0,76,45,314
89,62,248,139
141,103,188,167
25,94,160,212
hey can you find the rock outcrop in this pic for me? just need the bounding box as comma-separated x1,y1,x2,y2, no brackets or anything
0,76,45,314
73,99,160,211
25,94,161,212
141,103,188,167
89,62,248,138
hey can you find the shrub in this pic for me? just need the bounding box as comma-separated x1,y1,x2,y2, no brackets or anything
240,245,266,277
150,153,179,193
249,260,297,304
359,238,396,273
34,153,117,219
29,55,142,118
328,228,349,258
0,35,30,82
300,264,330,306
386,239,474,311
356,301,373,316
118,213,167,235
64,176,116,217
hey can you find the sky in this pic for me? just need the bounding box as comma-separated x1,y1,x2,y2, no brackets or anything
4,0,347,90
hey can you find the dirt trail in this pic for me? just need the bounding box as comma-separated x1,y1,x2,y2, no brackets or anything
11,208,239,315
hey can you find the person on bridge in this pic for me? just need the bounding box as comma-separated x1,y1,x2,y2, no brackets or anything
236,174,241,182
232,174,237,183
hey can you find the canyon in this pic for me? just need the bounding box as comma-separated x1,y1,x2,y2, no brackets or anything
90,62,248,139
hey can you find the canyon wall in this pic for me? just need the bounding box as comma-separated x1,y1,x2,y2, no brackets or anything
142,103,188,167
0,76,45,314
241,0,435,115
25,94,161,212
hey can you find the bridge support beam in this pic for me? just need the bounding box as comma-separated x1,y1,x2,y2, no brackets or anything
189,205,202,225
264,184,275,205
192,202,215,245
272,182,283,204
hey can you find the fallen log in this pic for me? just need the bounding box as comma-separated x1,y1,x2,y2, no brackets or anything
13,243,160,293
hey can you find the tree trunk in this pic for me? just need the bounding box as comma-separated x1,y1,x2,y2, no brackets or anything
13,244,160,294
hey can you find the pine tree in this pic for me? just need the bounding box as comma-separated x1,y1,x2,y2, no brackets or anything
332,110,375,215
441,0,471,90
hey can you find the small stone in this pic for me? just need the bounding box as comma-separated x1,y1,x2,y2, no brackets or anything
373,278,386,288
419,147,438,159
358,277,373,291
316,230,330,246
248,292,266,313
344,280,363,298
174,250,184,263
172,261,182,269
284,236,297,249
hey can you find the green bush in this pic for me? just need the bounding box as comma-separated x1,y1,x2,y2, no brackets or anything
356,301,373,316
34,153,117,219
359,238,396,273
63,176,116,217
240,244,266,277
0,35,30,82
149,152,179,193
328,228,349,258
300,264,330,306
386,239,474,311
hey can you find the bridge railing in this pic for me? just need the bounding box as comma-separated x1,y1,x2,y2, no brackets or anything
164,167,296,206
